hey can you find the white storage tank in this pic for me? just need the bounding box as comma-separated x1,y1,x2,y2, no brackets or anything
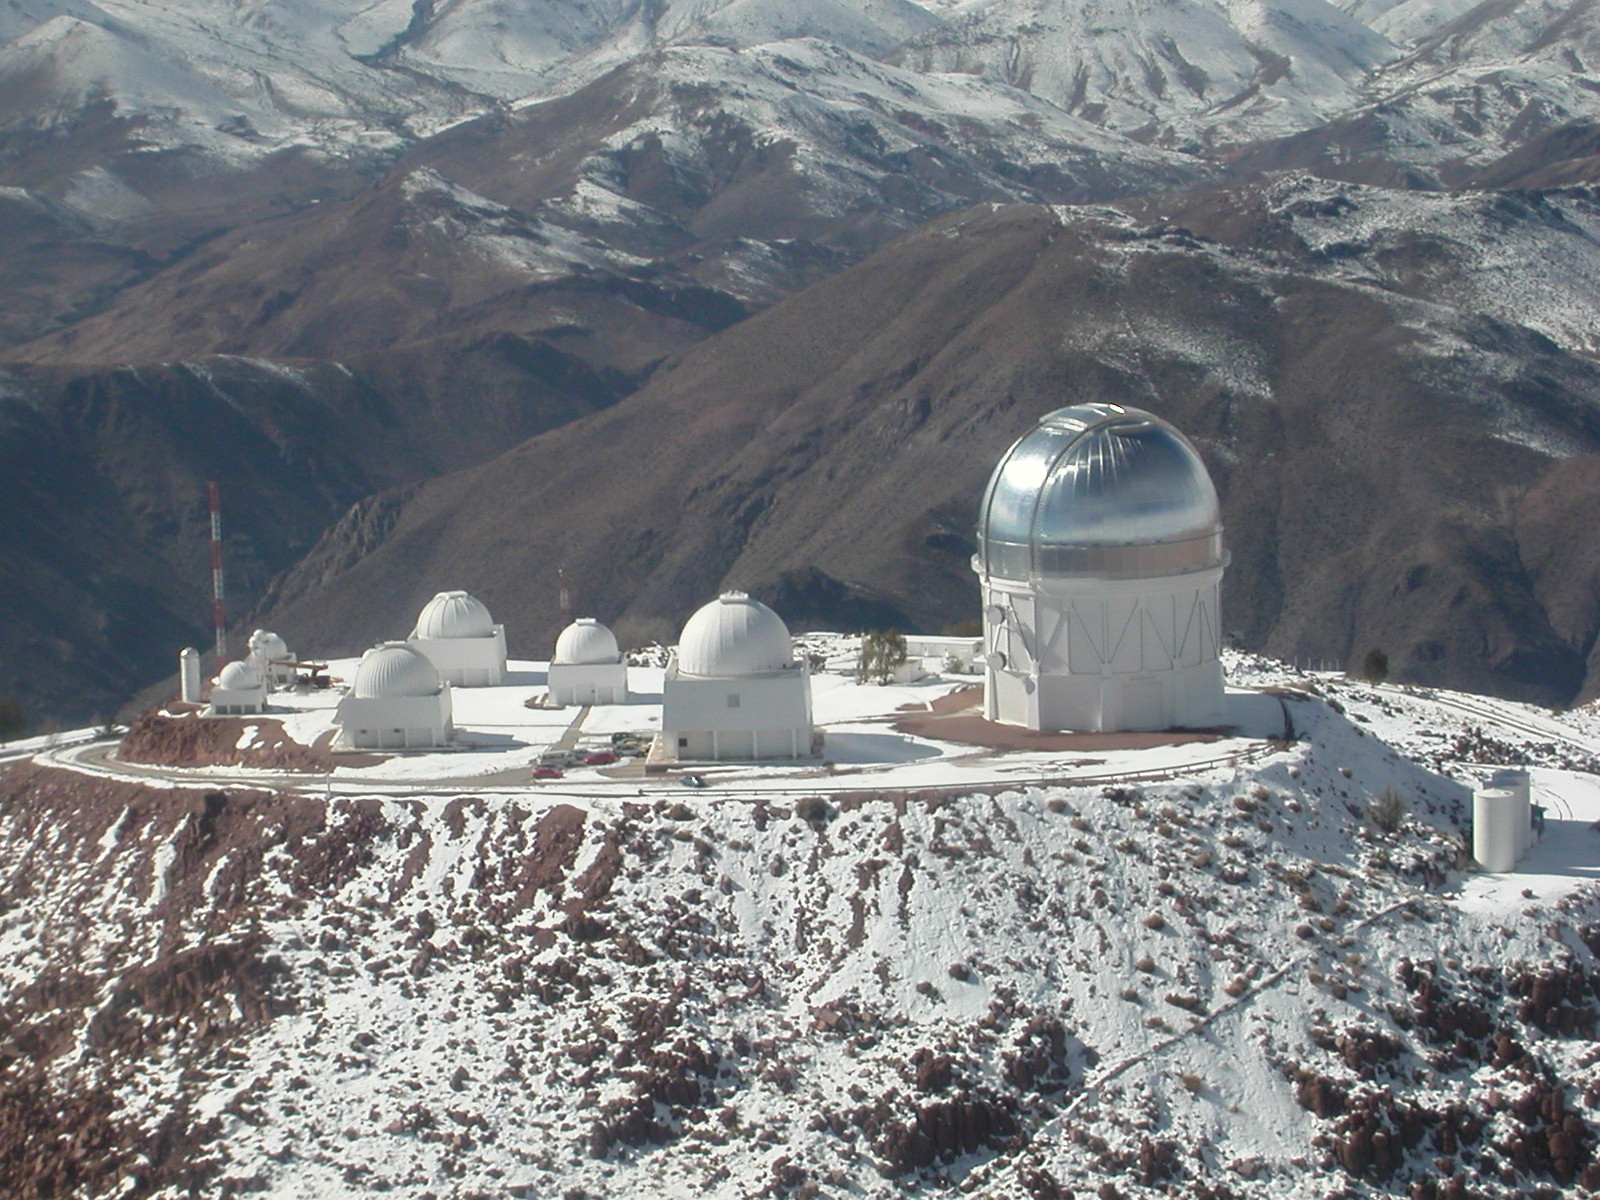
1473,785,1527,874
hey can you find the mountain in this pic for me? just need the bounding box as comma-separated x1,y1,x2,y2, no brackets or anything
4,0,1600,724
894,0,1400,148
0,357,434,725
252,179,1600,708
4,656,1599,1196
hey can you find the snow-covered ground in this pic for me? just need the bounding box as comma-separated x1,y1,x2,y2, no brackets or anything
6,644,1600,1199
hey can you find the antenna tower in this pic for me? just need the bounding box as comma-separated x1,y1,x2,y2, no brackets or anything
208,482,227,663
558,565,571,625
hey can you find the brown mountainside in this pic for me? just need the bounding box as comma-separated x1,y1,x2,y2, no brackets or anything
256,184,1600,707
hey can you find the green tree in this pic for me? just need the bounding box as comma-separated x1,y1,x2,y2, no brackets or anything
1361,648,1389,684
857,630,909,685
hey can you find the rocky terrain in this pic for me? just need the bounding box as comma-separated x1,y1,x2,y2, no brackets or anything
4,657,1600,1197
3,0,1600,725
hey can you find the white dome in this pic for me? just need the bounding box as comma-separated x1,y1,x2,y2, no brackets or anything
352,642,443,698
676,593,794,677
413,590,495,640
248,630,289,662
216,661,262,691
554,618,620,665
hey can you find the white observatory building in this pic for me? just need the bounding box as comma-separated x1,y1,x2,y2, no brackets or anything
334,642,453,749
206,660,267,716
662,593,814,761
246,629,294,688
548,618,629,706
408,590,506,687
974,403,1227,733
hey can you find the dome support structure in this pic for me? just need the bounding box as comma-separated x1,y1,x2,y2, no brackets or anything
975,404,1228,734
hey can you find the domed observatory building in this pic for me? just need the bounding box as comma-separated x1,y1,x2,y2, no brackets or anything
207,660,267,716
549,618,629,706
335,643,453,750
246,629,294,688
408,590,506,687
662,593,814,761
975,404,1228,733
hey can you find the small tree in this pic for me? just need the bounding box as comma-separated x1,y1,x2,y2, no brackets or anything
1360,648,1389,684
0,695,24,745
857,630,909,685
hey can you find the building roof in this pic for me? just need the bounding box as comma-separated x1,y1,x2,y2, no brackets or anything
675,593,795,677
977,403,1225,581
216,660,263,691
553,618,621,665
413,590,495,640
352,642,444,698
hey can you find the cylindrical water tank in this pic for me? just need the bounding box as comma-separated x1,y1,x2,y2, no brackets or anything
1474,787,1522,873
1490,769,1533,854
180,647,202,704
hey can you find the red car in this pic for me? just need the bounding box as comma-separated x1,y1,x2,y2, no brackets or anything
531,765,564,779
580,750,617,766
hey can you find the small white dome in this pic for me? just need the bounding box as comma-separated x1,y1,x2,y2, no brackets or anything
248,630,290,662
216,661,263,691
353,642,443,698
554,618,620,665
676,593,795,677
413,590,495,640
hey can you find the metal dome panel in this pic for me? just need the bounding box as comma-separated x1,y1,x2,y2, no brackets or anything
353,643,444,698
676,593,795,677
978,404,1224,581
413,590,495,640
554,618,621,665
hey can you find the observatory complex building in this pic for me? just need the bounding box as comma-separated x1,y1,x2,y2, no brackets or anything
662,593,814,761
408,590,507,687
335,642,454,749
548,618,629,706
975,403,1227,734
206,660,266,716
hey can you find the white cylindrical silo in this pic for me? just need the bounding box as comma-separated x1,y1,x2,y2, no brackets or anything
1489,769,1533,853
180,647,202,704
1474,786,1522,873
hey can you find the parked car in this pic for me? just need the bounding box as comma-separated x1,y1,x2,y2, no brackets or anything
531,765,564,780
581,750,617,766
681,774,708,789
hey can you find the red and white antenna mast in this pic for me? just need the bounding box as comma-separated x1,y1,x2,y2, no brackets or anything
208,481,227,664
557,565,571,625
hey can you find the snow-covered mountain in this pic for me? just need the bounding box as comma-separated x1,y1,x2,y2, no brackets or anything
5,649,1600,1196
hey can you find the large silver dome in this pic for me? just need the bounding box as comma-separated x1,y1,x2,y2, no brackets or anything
977,404,1225,581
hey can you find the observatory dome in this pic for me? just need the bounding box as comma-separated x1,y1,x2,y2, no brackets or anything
248,630,289,661
216,661,262,690
676,593,794,677
978,404,1224,581
353,643,443,698
554,618,620,665
413,591,495,640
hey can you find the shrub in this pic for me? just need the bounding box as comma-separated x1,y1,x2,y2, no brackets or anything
1366,787,1406,833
